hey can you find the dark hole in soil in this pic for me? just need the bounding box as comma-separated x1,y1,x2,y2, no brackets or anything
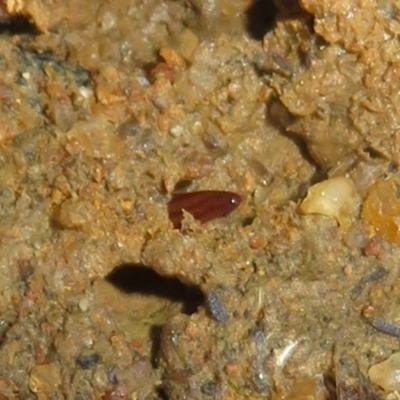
242,215,255,227
0,16,38,35
107,264,204,371
246,0,276,40
156,387,169,400
107,263,204,377
149,324,164,369
107,263,204,315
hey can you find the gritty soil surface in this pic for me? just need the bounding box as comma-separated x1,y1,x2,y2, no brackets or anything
0,0,399,398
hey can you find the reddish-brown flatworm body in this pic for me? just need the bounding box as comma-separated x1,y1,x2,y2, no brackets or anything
168,190,242,229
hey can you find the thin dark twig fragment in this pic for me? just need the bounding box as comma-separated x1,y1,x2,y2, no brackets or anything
351,267,388,299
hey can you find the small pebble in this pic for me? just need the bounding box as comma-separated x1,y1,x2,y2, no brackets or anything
76,353,101,370
364,238,384,257
369,352,400,392
206,290,228,323
78,297,89,312
201,381,218,396
369,318,400,338
29,364,61,394
224,361,241,376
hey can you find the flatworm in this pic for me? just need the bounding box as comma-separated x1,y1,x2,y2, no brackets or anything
168,190,242,229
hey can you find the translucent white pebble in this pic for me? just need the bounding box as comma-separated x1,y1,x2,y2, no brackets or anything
299,177,361,228
369,353,400,392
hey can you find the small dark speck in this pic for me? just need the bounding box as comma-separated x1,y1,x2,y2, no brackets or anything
76,353,101,370
242,215,255,227
174,179,192,191
107,367,118,384
201,381,218,396
388,163,398,173
207,290,228,323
